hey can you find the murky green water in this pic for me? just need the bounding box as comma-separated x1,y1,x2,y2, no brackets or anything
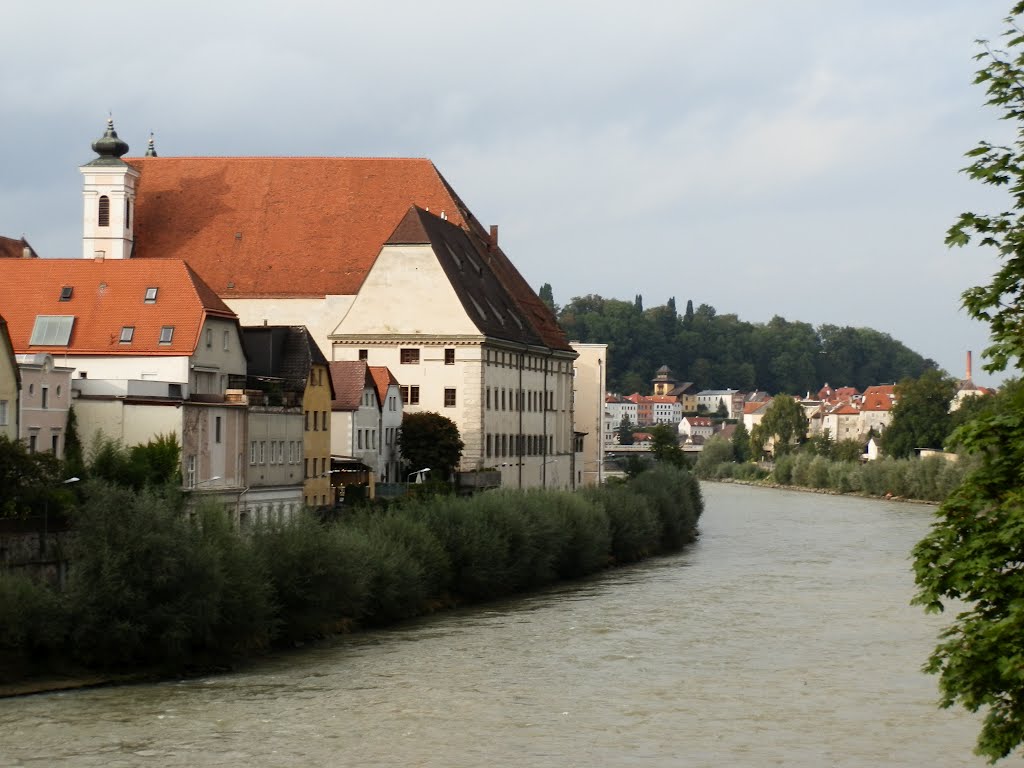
0,483,1014,767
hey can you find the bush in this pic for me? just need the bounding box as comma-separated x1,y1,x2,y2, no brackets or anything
0,572,68,681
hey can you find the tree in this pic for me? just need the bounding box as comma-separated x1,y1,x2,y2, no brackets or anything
0,435,66,519
648,424,685,468
881,370,956,459
617,415,634,446
750,396,807,457
913,6,1024,760
397,412,464,481
731,421,751,463
538,283,558,314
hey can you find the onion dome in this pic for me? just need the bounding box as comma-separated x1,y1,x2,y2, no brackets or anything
144,132,158,157
86,117,130,166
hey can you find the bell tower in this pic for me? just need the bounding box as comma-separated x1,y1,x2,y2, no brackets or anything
80,117,139,260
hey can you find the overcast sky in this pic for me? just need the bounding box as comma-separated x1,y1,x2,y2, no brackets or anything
1,1,1016,386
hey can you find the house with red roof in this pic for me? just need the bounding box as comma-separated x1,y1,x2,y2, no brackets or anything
369,365,403,487
79,120,578,490
859,384,897,436
329,361,384,488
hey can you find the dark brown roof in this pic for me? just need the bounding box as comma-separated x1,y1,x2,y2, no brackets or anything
329,360,371,411
242,325,333,397
0,236,38,259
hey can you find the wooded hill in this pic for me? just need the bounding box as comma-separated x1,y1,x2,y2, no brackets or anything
548,291,938,395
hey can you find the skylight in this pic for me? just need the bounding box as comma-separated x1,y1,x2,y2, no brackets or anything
29,316,74,346
159,326,174,344
59,286,73,302
144,287,158,303
120,326,134,343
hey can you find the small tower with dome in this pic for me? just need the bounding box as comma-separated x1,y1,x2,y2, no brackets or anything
80,117,139,260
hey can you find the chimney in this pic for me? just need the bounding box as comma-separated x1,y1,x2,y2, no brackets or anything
489,224,499,249
93,250,105,261
22,246,31,258
966,350,973,381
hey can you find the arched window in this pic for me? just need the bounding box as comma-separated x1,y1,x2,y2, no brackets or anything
98,195,110,227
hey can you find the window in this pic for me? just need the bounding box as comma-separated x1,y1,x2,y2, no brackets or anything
28,434,37,453
159,326,174,344
486,388,491,410
305,410,310,431
119,326,134,343
59,286,73,302
29,315,74,346
205,328,213,348
41,387,48,409
313,411,319,431
358,430,363,450
445,348,455,365
125,198,131,228
223,330,230,351
98,195,110,227
400,348,420,364
187,455,196,488
359,349,368,361
486,433,492,458
278,441,284,464
0,400,6,426
259,441,266,464
444,388,456,407
250,441,257,465
144,287,158,303
322,411,328,429
51,434,59,454
215,416,222,443
304,458,309,479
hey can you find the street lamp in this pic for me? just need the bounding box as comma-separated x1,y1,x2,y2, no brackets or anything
191,475,222,489
407,467,430,485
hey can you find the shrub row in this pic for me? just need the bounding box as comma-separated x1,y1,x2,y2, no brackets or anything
696,451,971,503
0,464,702,682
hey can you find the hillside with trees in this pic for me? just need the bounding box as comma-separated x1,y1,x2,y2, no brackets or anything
546,290,939,393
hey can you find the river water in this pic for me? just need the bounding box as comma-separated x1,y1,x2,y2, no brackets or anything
0,482,1018,767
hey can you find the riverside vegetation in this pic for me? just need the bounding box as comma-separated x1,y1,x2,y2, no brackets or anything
0,464,702,686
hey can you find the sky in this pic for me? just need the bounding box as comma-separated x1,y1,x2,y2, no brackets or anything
0,1,1017,386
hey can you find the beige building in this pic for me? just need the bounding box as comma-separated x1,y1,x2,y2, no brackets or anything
571,343,607,486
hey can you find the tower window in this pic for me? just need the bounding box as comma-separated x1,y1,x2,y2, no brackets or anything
98,195,110,227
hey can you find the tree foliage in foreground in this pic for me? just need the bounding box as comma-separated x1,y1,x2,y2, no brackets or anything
913,5,1024,761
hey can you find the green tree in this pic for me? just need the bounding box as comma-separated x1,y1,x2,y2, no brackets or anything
694,435,733,478
0,435,66,519
881,370,956,459
617,415,634,446
398,412,464,481
750,396,808,457
538,282,558,314
731,421,751,463
913,6,1024,760
648,424,685,468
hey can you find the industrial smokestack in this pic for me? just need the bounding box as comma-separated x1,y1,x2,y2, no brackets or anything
966,350,973,381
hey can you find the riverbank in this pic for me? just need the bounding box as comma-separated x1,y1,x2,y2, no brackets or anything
1,465,703,697
711,477,939,505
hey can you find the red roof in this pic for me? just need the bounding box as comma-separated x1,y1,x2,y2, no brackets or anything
0,258,235,356
368,365,398,408
0,236,37,260
861,385,896,411
128,157,466,299
127,156,573,353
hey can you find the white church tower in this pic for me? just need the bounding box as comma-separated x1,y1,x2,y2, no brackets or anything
80,118,139,260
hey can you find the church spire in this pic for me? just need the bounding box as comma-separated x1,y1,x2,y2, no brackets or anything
86,116,130,166
145,132,158,157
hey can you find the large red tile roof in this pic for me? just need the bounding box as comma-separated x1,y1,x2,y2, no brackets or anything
127,156,573,353
127,157,466,299
0,258,235,356
861,385,896,411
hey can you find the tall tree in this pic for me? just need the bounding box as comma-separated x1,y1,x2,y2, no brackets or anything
881,370,956,459
538,283,558,314
617,415,635,446
648,424,685,468
731,421,751,463
750,396,807,457
913,6,1024,761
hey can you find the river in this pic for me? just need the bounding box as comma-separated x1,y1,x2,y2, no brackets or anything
0,482,1017,767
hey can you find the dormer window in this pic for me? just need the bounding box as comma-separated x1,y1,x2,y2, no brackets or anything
98,195,110,227
59,286,73,302
144,287,158,303
159,326,174,344
120,326,134,343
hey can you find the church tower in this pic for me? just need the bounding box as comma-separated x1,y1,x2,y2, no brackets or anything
80,118,139,260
